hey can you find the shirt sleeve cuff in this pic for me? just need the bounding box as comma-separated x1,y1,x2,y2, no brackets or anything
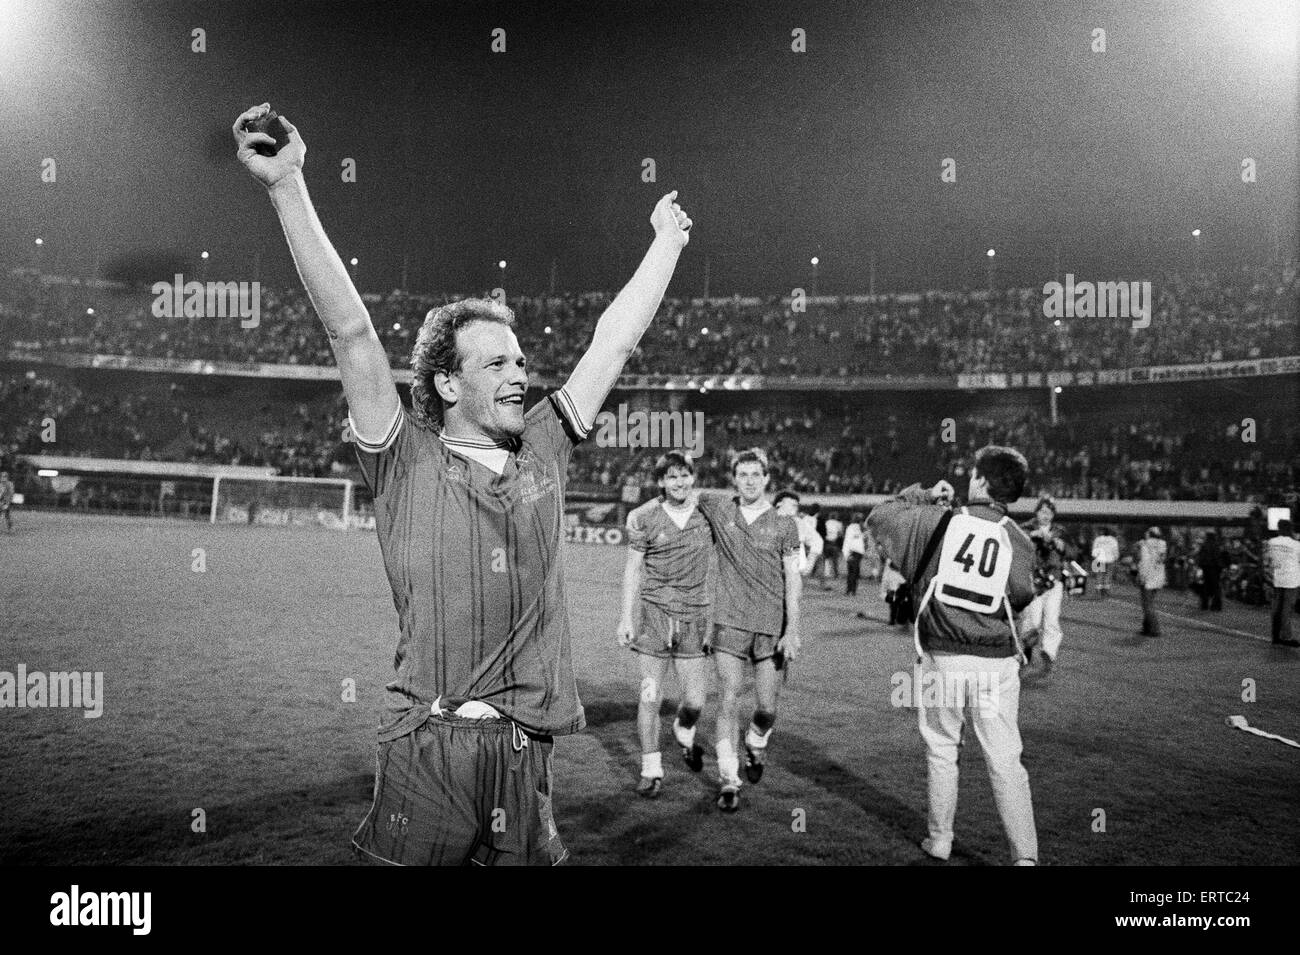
553,387,593,440
350,404,403,453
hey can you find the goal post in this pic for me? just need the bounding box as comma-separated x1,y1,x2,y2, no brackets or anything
210,474,355,530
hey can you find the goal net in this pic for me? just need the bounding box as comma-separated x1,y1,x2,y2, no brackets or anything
210,475,355,530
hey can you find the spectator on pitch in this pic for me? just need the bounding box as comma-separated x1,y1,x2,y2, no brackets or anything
1263,520,1300,647
1091,526,1119,596
868,446,1039,865
1137,528,1168,637
1196,531,1228,612
811,506,829,584
822,511,844,587
781,494,822,577
880,559,909,626
1019,497,1072,675
0,471,13,532
843,513,866,596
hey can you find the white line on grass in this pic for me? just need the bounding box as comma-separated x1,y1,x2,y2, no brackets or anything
1082,594,1272,644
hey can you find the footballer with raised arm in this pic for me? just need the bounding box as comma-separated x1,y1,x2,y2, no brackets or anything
234,103,692,865
618,451,713,798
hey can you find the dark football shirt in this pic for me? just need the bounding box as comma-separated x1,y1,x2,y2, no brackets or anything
625,499,712,620
353,389,588,736
697,495,800,636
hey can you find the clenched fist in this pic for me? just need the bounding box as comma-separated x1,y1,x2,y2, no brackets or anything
930,480,955,505
651,191,693,248
234,103,305,189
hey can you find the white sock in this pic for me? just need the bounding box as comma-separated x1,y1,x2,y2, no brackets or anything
716,740,740,786
641,751,663,779
745,725,773,750
672,719,696,748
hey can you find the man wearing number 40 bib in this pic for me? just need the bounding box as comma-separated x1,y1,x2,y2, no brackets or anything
868,446,1039,866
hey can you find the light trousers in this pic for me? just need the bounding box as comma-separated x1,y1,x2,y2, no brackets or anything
918,652,1038,864
1021,581,1065,659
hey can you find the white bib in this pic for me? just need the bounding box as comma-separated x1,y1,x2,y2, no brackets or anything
932,510,1014,615
913,507,1023,664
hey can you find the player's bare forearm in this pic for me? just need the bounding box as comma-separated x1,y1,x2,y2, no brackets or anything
783,557,803,635
620,551,643,625
268,174,373,341
233,105,398,435
268,175,399,434
563,192,692,424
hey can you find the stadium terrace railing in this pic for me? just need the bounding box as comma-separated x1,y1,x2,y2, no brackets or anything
8,348,1298,392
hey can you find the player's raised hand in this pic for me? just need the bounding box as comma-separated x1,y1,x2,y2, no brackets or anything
234,103,305,189
930,480,955,505
650,191,693,248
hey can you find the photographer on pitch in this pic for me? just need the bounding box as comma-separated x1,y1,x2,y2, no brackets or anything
868,447,1039,865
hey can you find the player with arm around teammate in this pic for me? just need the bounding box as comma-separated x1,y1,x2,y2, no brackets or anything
235,103,692,865
618,451,713,797
695,449,802,812
867,446,1039,865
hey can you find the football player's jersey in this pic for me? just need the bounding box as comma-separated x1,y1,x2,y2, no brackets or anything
626,499,712,620
353,390,589,736
698,496,800,637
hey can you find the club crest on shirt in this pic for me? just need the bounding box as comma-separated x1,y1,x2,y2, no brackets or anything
516,451,557,505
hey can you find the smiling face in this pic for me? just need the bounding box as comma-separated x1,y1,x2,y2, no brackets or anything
1035,504,1054,527
438,321,529,441
732,461,769,505
659,465,695,504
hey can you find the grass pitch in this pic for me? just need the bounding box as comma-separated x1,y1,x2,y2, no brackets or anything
1,512,1296,865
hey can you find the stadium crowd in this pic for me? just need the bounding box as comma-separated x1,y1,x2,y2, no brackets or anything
4,266,1295,379
6,369,1294,510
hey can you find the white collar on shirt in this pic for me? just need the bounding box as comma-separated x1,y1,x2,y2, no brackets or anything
661,499,696,530
440,432,513,476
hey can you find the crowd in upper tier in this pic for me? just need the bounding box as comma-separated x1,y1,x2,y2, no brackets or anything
3,266,1296,378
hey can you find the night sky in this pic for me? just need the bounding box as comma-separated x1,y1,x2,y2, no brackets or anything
2,0,1296,296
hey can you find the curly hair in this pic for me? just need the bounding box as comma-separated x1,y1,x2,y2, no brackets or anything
408,298,516,430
